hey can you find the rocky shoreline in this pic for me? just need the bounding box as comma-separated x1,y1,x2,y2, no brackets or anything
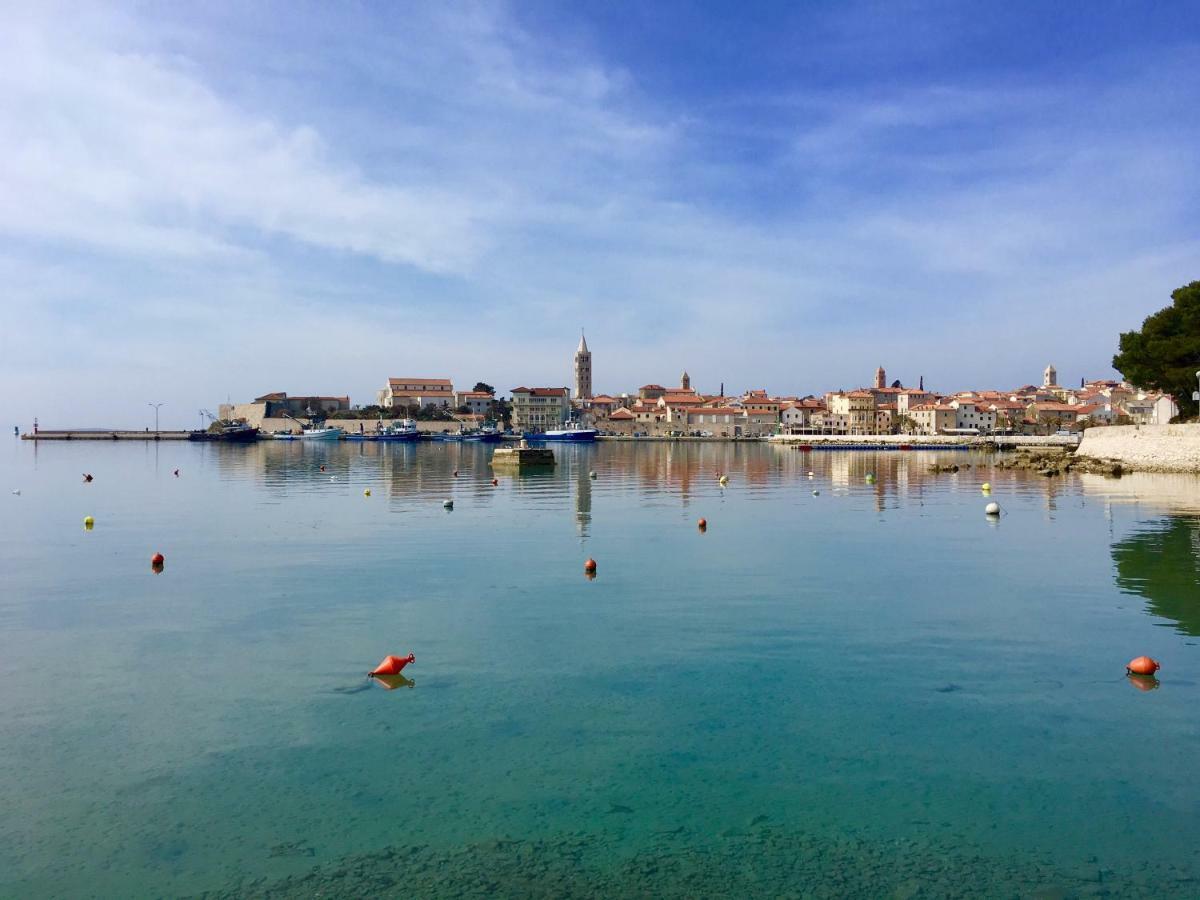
927,447,1124,478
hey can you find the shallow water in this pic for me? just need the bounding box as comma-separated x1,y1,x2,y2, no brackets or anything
1,439,1198,897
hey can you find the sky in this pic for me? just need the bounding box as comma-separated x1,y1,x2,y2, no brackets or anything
2,0,1198,428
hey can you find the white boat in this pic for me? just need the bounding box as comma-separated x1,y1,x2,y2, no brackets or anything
526,421,597,442
301,426,344,441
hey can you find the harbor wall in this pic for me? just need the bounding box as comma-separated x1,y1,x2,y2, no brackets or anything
1075,424,1200,473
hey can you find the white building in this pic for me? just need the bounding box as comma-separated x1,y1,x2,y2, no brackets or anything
511,387,571,433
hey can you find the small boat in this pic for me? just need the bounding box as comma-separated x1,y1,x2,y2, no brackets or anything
347,420,421,441
525,421,597,442
188,422,260,442
300,426,344,441
438,425,503,443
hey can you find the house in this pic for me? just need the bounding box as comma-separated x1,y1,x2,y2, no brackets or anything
1026,401,1079,429
1152,394,1178,424
510,387,571,433
454,390,496,418
378,378,455,410
685,406,746,436
828,390,876,434
909,403,957,435
948,400,996,433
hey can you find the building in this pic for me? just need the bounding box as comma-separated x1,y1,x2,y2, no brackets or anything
638,384,667,401
511,387,571,433
874,366,886,390
909,403,957,435
220,392,350,426
948,400,996,433
828,390,876,434
1043,364,1058,388
574,333,592,400
378,378,454,410
454,390,496,418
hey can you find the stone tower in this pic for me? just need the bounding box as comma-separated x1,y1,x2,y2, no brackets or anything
574,331,592,400
681,370,691,390
1043,363,1057,388
874,366,886,390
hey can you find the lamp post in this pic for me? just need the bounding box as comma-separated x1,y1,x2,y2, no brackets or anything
149,402,164,434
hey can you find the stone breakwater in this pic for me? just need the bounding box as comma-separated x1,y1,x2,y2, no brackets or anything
188,825,1181,899
1076,424,1200,474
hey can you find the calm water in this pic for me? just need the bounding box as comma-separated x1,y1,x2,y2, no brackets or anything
1,438,1198,898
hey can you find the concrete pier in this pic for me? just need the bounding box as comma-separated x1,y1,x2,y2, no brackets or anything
21,430,193,441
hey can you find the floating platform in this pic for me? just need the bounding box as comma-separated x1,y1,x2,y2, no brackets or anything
491,445,555,468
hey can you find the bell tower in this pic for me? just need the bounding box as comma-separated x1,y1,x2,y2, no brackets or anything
1043,363,1057,388
874,365,886,390
574,331,592,400
681,370,691,390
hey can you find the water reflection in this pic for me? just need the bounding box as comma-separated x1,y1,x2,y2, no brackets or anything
1112,517,1200,635
372,674,415,691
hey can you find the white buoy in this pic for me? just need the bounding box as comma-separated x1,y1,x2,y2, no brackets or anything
807,472,814,478
11,489,19,495
443,499,454,509
330,476,336,482
812,489,820,496
590,470,597,479
985,501,1001,516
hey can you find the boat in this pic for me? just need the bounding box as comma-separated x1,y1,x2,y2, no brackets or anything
437,424,503,443
344,420,420,442
300,426,344,441
525,421,597,442
188,422,260,442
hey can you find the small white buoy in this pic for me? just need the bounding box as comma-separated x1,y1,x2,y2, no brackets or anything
363,488,371,497
807,471,814,478
590,470,597,479
985,501,1001,516
443,499,454,509
812,489,820,496
330,476,336,482
11,489,19,495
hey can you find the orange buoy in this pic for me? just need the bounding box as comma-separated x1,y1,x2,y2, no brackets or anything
151,552,165,565
370,653,415,677
698,517,707,531
1126,656,1160,676
584,558,597,573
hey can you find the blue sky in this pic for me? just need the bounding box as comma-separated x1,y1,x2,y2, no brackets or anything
2,1,1198,427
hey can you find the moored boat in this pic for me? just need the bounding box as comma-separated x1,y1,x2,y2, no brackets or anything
525,421,597,442
300,426,344,441
188,422,260,442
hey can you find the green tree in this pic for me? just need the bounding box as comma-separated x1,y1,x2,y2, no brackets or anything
1113,281,1200,419
473,382,495,395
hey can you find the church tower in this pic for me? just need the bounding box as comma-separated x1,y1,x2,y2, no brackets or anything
681,370,691,390
874,365,886,390
1043,363,1057,388
574,331,592,400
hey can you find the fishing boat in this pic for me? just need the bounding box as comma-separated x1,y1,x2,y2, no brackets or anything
345,420,421,442
525,421,597,442
437,424,503,442
300,425,344,441
188,422,260,442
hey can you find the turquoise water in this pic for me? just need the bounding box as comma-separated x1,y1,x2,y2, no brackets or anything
1,439,1198,898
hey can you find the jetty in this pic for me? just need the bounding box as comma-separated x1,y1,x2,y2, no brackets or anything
21,430,192,441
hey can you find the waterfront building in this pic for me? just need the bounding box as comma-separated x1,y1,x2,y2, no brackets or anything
574,333,592,400
378,378,454,410
511,387,571,433
947,400,996,433
909,403,957,435
454,390,496,418
828,390,876,435
220,392,350,427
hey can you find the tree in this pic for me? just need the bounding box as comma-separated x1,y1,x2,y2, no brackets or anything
1113,281,1200,419
473,382,495,395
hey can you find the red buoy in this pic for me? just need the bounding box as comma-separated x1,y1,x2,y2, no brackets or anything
83,473,93,483
584,558,597,573
1126,656,1160,676
320,465,326,472
370,653,415,677
151,552,165,565
173,469,180,477
698,517,707,531
491,478,498,486
453,470,459,477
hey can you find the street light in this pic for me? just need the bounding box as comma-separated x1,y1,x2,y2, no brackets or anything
149,402,164,433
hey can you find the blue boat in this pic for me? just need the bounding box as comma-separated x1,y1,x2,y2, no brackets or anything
524,421,597,442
